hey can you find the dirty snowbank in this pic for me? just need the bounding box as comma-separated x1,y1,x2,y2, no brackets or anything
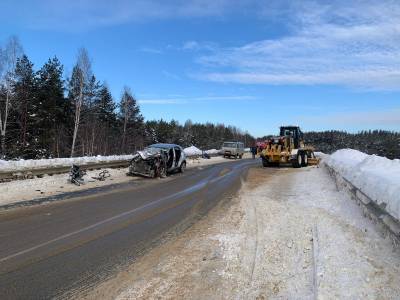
325,149,400,221
0,155,134,172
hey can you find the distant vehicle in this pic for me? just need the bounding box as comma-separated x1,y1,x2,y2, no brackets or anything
222,141,244,159
128,143,186,178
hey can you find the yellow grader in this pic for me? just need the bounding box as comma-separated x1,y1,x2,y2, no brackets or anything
259,126,319,168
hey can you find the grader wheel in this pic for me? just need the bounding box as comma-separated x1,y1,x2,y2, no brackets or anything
292,153,302,168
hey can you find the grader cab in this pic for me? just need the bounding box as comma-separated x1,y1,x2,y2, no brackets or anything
260,126,319,168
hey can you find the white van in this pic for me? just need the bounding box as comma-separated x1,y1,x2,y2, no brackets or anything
222,141,244,159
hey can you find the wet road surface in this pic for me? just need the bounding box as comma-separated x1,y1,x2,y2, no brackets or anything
0,159,258,299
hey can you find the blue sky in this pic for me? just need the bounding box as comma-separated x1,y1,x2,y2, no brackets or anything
1,0,399,137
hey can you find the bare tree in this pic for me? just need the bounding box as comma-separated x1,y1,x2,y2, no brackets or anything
0,36,23,158
70,48,92,157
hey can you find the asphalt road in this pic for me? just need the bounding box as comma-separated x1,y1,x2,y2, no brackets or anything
0,159,258,299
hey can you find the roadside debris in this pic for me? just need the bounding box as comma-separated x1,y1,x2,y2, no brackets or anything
91,170,111,181
69,165,86,186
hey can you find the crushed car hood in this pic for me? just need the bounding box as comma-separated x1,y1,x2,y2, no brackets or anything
134,147,164,160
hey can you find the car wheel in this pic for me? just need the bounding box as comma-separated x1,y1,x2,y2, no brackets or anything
160,166,167,178
179,161,186,173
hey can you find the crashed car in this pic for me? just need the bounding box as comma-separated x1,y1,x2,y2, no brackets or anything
128,143,187,178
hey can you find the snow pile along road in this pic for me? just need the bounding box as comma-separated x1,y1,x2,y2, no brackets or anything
0,146,221,173
183,146,203,156
205,149,220,155
0,155,134,172
325,149,400,221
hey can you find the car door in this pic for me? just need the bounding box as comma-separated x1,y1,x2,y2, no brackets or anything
174,146,181,168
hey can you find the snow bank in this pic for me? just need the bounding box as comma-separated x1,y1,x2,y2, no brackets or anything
314,151,328,160
325,149,400,221
0,146,222,172
183,146,202,156
184,146,222,156
205,149,220,155
0,155,134,172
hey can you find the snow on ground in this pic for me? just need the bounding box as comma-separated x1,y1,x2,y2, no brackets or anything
184,146,222,156
0,155,238,208
183,146,202,156
325,149,400,221
205,149,220,155
87,165,400,299
0,155,134,172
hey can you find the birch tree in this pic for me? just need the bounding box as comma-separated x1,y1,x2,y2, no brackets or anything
0,36,23,158
69,48,92,157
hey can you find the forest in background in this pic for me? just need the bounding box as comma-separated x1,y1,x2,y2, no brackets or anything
0,36,254,159
1,36,398,160
304,130,400,159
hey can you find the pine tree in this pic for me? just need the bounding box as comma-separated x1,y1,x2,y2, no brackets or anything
93,83,118,155
67,64,84,157
36,56,68,157
13,55,38,158
119,86,144,153
82,74,101,155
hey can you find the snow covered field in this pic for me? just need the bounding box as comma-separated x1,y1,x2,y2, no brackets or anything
325,149,400,222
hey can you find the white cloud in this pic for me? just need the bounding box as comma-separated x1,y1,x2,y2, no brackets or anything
183,41,200,50
3,0,252,30
139,47,163,54
301,108,400,127
162,70,181,80
182,41,217,51
197,0,400,90
138,95,257,105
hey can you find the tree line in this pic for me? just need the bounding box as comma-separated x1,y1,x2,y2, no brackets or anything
0,36,255,159
304,130,400,159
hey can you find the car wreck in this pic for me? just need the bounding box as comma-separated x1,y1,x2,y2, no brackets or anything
128,143,186,178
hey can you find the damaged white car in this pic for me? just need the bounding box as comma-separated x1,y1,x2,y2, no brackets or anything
128,143,187,178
